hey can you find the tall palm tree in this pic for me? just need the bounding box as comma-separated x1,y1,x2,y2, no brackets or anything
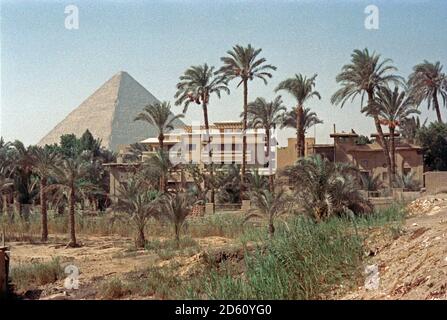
112,175,160,248
246,96,286,190
275,74,321,158
408,60,447,123
134,101,184,150
365,86,420,179
219,44,276,194
32,147,60,242
281,106,323,153
49,157,92,247
175,63,230,141
331,48,402,187
175,63,230,205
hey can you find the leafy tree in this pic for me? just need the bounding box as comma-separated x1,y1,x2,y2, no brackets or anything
134,101,184,150
276,74,321,157
158,191,196,247
245,188,288,236
355,135,372,145
219,44,276,195
364,86,419,178
49,157,95,247
417,122,447,171
281,155,372,221
246,96,286,190
31,147,60,241
112,175,160,248
408,60,447,123
331,48,402,187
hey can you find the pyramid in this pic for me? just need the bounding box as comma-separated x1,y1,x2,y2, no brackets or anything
38,71,184,151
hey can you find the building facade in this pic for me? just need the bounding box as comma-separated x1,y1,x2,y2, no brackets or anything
277,131,424,187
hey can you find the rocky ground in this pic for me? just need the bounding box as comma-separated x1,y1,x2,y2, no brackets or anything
339,194,447,300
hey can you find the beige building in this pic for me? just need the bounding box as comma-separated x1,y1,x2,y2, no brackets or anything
277,131,424,187
105,121,278,198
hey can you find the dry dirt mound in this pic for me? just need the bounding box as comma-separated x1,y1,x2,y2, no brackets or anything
407,193,447,216
340,202,447,300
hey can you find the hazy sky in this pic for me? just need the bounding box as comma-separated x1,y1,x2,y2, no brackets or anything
1,0,447,147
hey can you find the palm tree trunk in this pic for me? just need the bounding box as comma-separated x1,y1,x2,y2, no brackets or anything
433,89,443,123
389,126,396,182
368,91,393,188
266,128,274,191
241,79,248,200
174,224,180,248
40,177,48,242
136,225,145,249
158,133,164,151
296,105,304,157
68,185,77,247
202,101,215,205
268,216,275,237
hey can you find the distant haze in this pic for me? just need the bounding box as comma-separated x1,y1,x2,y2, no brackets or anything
1,0,446,147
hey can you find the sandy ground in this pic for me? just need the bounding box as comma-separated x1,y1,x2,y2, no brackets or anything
8,234,235,299
338,198,447,300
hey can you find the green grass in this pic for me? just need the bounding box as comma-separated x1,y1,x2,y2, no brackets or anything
10,258,64,292
182,205,406,300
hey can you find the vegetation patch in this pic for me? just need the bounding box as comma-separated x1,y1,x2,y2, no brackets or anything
10,258,64,292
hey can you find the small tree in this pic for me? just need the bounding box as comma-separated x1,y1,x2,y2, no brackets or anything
49,157,93,247
245,188,288,236
158,192,196,247
112,175,160,248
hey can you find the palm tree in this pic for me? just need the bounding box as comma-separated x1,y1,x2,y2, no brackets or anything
281,155,372,221
158,191,196,247
32,147,60,242
281,106,323,153
408,60,447,123
399,116,426,144
360,174,383,192
144,149,172,192
219,44,276,194
365,86,419,179
49,157,92,247
134,101,184,150
10,140,37,216
245,188,287,236
175,64,230,205
175,63,230,141
331,48,402,187
275,74,321,158
112,175,160,248
393,172,421,191
246,96,286,190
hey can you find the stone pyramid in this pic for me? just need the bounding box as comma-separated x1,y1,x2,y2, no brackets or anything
38,71,184,151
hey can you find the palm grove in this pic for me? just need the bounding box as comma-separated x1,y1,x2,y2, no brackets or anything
1,46,447,247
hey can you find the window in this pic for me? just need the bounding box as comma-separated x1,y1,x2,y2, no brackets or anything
382,172,388,182
403,168,411,176
187,144,196,151
361,159,369,168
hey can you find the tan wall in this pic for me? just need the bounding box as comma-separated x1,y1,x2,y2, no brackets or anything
424,171,447,194
277,137,316,169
